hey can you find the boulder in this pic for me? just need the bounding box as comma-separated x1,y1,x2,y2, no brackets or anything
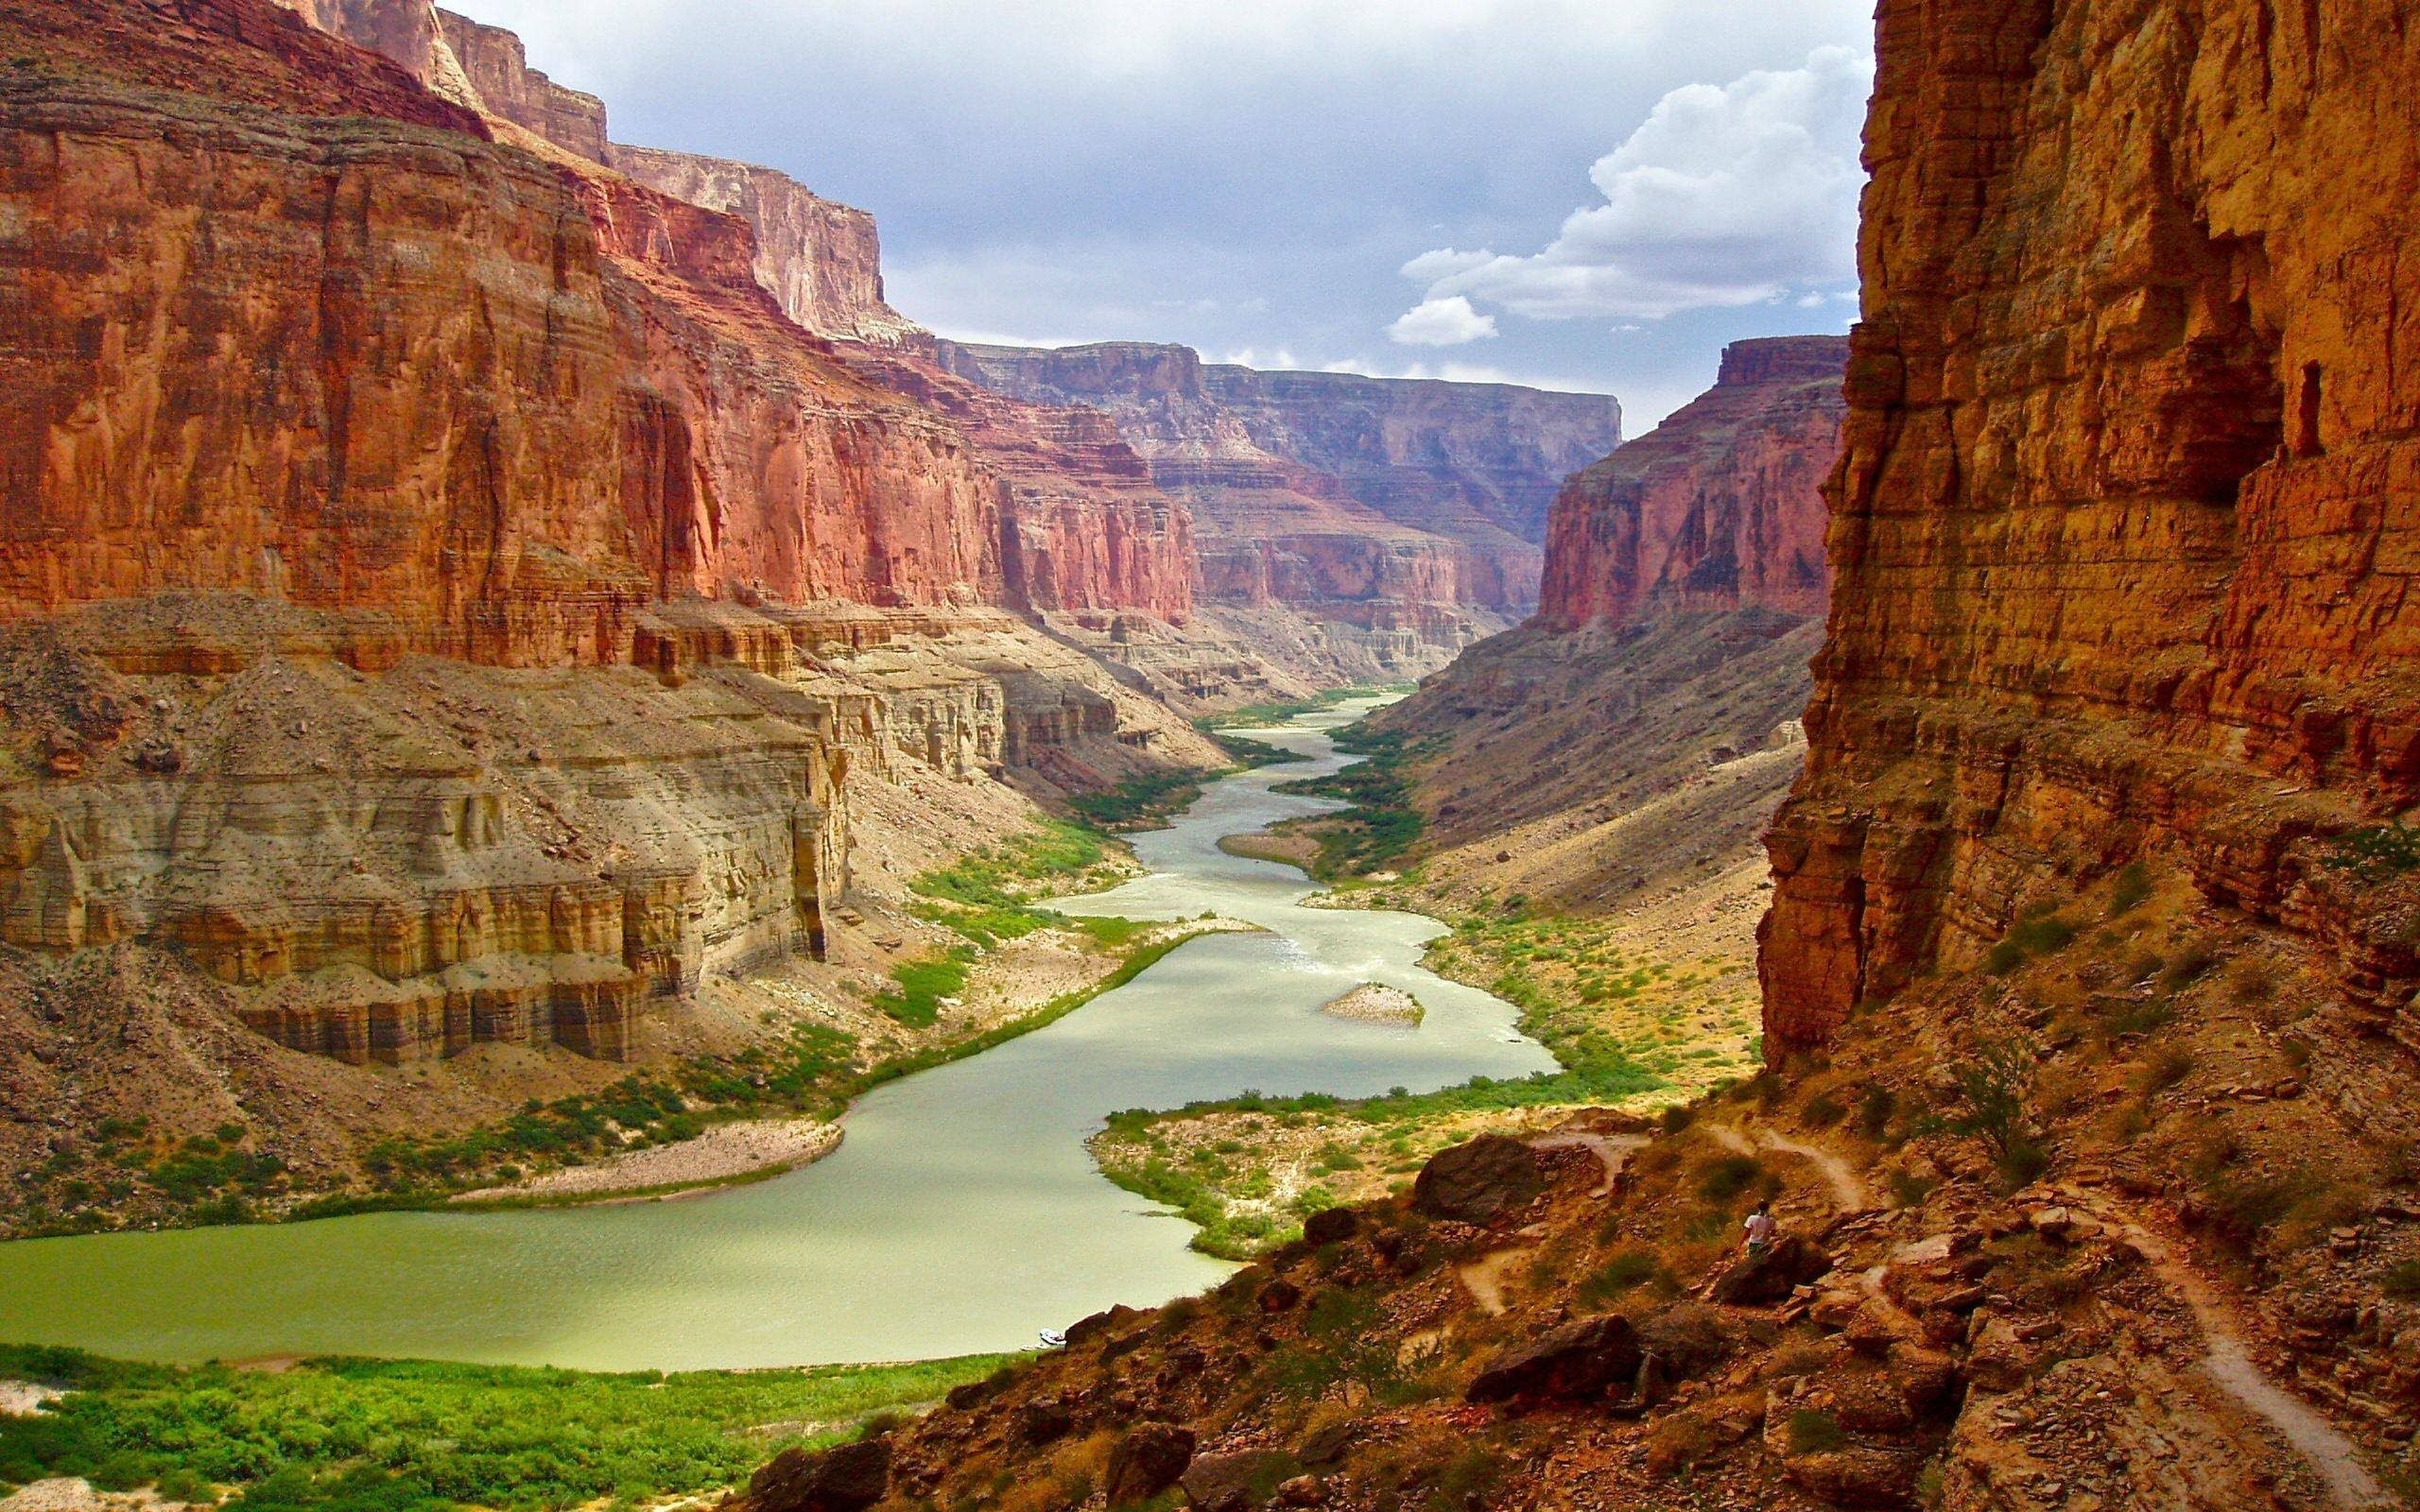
1782,1446,1924,1509
1711,1235,1834,1305
1180,1449,1297,1512
1106,1421,1197,1505
1012,1400,1075,1447
1411,1136,1545,1224
1466,1314,1644,1405
1302,1207,1360,1246
746,1439,890,1512
1068,1304,1145,1347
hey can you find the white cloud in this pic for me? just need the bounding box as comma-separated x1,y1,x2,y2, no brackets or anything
1387,295,1498,347
1396,44,1871,324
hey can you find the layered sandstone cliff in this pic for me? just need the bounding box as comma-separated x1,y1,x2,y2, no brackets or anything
0,0,1212,1068
607,144,919,346
937,339,1620,671
1760,0,2420,1053
264,0,1191,628
1537,336,1845,632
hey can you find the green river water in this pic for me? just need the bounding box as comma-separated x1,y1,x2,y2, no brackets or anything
0,696,1554,1370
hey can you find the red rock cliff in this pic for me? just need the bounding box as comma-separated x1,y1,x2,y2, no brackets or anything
1536,335,1844,633
936,340,1615,637
286,0,1190,625
1761,0,2420,1054
434,6,608,159
607,144,918,346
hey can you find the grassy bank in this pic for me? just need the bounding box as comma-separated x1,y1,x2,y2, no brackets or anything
0,1345,1013,1512
1092,906,1763,1260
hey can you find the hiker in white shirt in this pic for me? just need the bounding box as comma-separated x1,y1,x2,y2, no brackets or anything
1741,1200,1777,1256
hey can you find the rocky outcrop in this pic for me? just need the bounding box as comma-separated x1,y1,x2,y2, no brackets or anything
937,339,1619,667
1538,336,1845,632
261,0,1191,627
1357,340,1840,914
433,7,605,158
607,145,918,346
1761,0,2420,1054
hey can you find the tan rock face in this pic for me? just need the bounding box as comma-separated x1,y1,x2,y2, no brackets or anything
1760,0,2420,1054
607,144,918,346
434,6,607,159
1537,336,1845,633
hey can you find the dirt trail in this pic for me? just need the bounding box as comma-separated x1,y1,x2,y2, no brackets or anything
1527,1131,1642,1197
2082,1205,2393,1511
1456,1247,1531,1316
1704,1122,1869,1211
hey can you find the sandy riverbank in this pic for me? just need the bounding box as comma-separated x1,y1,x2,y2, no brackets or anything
449,1119,844,1205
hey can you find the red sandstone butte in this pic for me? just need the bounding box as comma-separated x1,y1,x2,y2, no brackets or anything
1760,0,2420,1056
1536,336,1845,634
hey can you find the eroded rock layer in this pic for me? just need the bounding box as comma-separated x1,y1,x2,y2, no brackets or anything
606,144,918,346
937,339,1618,668
1538,336,1846,632
0,0,1214,1062
1761,0,2420,1053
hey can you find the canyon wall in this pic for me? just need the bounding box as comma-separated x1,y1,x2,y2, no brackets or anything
1196,364,1620,571
607,144,919,346
1537,335,1845,632
277,0,1190,626
1760,0,2420,1053
938,339,1620,672
434,6,605,158
0,0,1209,1065
1364,341,1843,915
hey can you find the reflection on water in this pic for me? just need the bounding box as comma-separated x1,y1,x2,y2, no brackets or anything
0,696,1552,1370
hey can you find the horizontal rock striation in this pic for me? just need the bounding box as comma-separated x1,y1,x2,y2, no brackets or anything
1760,0,2420,1054
1538,336,1845,633
433,6,606,158
606,144,919,346
937,339,1618,670
1194,363,1620,576
0,0,1210,1063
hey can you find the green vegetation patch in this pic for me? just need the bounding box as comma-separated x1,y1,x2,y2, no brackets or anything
1268,729,1436,880
0,1345,1013,1512
1204,684,1414,730
1090,905,1763,1258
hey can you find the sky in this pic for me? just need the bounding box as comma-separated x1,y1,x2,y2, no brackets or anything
469,0,1876,429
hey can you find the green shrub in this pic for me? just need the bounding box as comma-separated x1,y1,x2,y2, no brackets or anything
1576,1248,1666,1306
1696,1154,1765,1204
2326,824,2420,883
0,1347,1013,1512
1857,1086,1897,1139
2107,861,2153,917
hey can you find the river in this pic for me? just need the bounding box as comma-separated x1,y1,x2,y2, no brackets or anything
0,695,1553,1371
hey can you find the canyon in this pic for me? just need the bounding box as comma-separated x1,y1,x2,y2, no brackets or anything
1363,334,1847,917
1760,0,2420,1059
9,0,2420,1508
717,2,2420,1510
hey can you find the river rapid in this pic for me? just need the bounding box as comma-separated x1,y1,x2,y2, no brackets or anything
0,695,1552,1370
